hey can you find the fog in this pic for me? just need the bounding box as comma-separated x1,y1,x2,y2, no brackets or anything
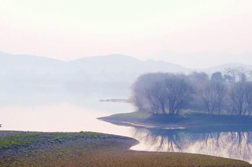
1,51,252,92
1,1,252,68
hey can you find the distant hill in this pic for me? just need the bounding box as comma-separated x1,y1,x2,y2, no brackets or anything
68,54,189,74
148,50,252,69
64,54,190,84
205,63,252,74
0,52,190,84
0,51,252,88
0,52,189,74
0,51,66,74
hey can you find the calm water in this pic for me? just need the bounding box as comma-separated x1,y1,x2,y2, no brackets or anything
131,128,252,163
0,85,252,163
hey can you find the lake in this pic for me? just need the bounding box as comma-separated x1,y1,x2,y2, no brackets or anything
0,85,251,163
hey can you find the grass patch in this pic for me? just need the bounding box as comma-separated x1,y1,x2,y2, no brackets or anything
0,131,250,167
0,131,110,149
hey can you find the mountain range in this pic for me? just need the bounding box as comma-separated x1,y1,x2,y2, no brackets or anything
0,51,251,87
148,50,252,69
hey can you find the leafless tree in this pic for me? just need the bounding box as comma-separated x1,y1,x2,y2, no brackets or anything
164,75,194,114
200,82,217,114
131,73,194,114
131,73,168,113
225,67,252,83
229,77,252,116
131,70,252,116
245,82,252,115
199,72,227,114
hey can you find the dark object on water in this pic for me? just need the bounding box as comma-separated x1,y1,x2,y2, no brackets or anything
99,99,128,103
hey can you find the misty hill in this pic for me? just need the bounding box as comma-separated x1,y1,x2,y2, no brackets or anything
59,54,190,85
205,62,252,73
0,52,189,74
67,54,189,74
1,51,252,90
0,52,189,84
0,51,65,73
149,50,252,69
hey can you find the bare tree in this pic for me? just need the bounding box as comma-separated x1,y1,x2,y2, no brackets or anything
164,75,194,114
131,73,168,113
200,73,226,114
245,82,252,115
216,83,227,115
131,70,252,116
229,76,252,116
211,72,225,83
225,67,252,83
201,82,218,114
131,73,194,114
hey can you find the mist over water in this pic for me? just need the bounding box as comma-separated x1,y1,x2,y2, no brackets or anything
1,1,252,166
1,84,252,163
0,85,133,134
0,53,252,164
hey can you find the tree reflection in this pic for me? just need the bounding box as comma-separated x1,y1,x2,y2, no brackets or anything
132,128,183,152
132,128,252,163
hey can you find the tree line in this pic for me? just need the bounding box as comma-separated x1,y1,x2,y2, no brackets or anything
131,68,252,116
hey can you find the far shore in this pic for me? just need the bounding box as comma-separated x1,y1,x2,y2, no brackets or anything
0,130,251,167
98,111,252,132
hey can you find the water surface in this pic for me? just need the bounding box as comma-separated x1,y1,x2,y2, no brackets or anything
0,85,252,163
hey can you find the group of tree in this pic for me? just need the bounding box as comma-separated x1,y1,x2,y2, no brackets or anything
131,68,252,116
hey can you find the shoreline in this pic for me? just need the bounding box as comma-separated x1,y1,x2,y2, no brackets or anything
99,112,252,132
0,130,251,167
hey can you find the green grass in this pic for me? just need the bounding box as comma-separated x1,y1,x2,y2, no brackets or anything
0,132,109,149
0,131,251,167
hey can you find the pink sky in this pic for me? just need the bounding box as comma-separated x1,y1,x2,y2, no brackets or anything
0,0,252,67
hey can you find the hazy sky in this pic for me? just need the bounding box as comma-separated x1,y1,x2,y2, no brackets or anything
0,0,252,67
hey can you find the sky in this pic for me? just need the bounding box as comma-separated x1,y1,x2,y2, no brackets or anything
0,0,252,67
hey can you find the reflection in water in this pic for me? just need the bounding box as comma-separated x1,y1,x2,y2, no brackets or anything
131,128,252,163
1,85,252,163
0,85,135,136
0,103,133,135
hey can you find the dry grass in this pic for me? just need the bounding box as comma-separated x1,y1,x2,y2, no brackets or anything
0,131,251,167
